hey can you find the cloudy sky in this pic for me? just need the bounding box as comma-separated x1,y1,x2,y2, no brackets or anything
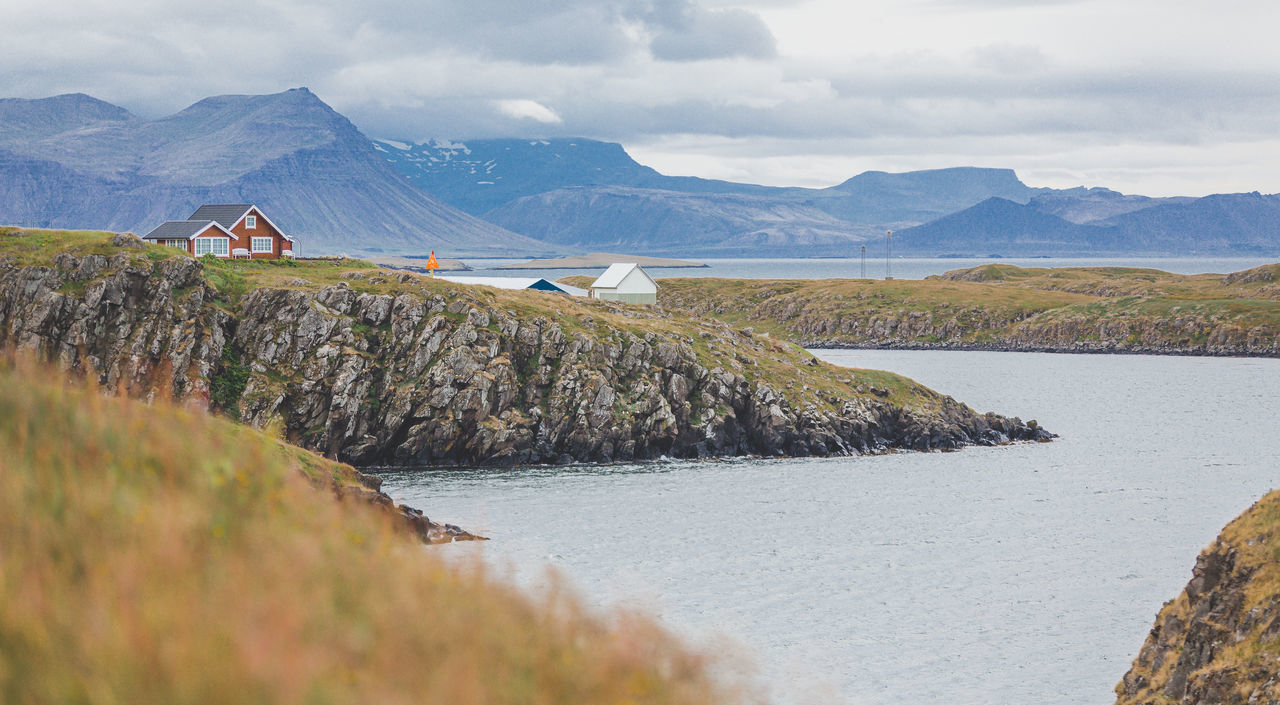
3,0,1278,195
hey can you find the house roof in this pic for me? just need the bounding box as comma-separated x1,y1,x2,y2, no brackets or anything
189,204,253,229
142,220,236,241
554,282,589,297
437,275,584,296
591,263,649,289
188,204,295,242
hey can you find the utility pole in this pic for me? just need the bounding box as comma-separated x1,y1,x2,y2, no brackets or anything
885,230,893,280
860,244,866,278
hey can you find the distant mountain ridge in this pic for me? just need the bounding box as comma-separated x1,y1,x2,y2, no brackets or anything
483,185,868,257
374,137,784,216
893,192,1280,256
4,89,1277,258
380,137,1047,256
380,135,1280,257
0,90,550,256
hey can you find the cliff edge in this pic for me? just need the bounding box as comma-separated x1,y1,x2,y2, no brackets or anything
1116,489,1280,704
0,229,1051,467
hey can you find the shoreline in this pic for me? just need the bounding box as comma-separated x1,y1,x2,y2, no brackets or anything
799,340,1280,359
360,436,1055,472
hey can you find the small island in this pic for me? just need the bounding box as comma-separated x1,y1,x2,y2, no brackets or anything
496,252,708,270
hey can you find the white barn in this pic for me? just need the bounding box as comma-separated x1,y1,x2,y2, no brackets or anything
589,263,657,304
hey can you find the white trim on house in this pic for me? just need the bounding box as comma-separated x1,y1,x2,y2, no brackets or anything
245,215,257,229
250,236,273,253
189,221,238,241
194,237,230,257
230,206,292,242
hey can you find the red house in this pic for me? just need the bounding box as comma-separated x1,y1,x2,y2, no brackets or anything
142,204,296,259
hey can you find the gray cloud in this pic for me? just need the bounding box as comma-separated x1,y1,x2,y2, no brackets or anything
647,6,777,60
0,0,1277,195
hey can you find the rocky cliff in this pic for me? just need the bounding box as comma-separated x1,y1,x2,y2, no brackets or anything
0,229,1051,467
1116,489,1280,705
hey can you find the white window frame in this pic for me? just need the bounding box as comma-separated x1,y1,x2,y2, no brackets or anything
251,236,273,253
165,239,187,249
194,237,229,256
245,215,257,229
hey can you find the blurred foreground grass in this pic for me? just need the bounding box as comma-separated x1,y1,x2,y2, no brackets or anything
0,357,755,705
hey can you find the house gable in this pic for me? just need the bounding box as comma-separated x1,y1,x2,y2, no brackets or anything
589,263,657,304
188,204,294,259
617,267,657,294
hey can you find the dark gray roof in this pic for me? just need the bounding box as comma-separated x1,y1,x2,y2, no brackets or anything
143,220,220,240
188,204,252,229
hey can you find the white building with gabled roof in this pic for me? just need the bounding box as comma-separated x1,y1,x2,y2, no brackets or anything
589,263,657,304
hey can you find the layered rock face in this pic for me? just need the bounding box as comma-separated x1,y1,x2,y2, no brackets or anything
1116,490,1280,705
0,235,1050,467
0,234,227,400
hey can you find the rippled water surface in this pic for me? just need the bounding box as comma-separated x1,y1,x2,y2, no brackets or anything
377,351,1280,705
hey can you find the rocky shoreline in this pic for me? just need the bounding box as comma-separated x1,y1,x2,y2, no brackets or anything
337,470,484,543
799,340,1280,358
0,231,1051,469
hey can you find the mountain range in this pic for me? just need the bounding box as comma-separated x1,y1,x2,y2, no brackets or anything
381,136,1280,257
380,138,1055,256
0,90,549,256
894,191,1280,256
3,88,1279,258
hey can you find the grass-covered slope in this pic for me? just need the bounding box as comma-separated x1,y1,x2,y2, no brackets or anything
0,358,754,705
0,228,1049,466
1115,489,1280,704
644,263,1280,356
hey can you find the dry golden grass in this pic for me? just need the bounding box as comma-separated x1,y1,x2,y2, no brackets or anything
0,357,759,705
644,264,1280,350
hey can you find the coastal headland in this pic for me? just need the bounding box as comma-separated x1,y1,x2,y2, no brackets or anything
0,227,1048,468
615,263,1280,357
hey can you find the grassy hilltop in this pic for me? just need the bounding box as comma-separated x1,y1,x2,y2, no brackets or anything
0,358,755,705
607,263,1280,356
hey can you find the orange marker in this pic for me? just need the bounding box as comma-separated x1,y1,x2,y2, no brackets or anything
426,250,439,277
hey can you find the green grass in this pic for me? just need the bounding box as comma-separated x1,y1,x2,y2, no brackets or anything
0,227,159,267
0,356,758,705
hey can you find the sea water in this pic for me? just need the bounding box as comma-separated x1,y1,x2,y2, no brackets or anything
377,351,1280,705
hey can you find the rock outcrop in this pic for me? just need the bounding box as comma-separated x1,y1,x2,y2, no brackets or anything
1116,489,1280,705
0,243,227,400
0,233,1051,467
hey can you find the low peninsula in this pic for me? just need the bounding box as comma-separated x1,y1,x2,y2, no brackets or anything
0,228,1048,467
637,263,1280,357
497,252,708,270
365,254,470,272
